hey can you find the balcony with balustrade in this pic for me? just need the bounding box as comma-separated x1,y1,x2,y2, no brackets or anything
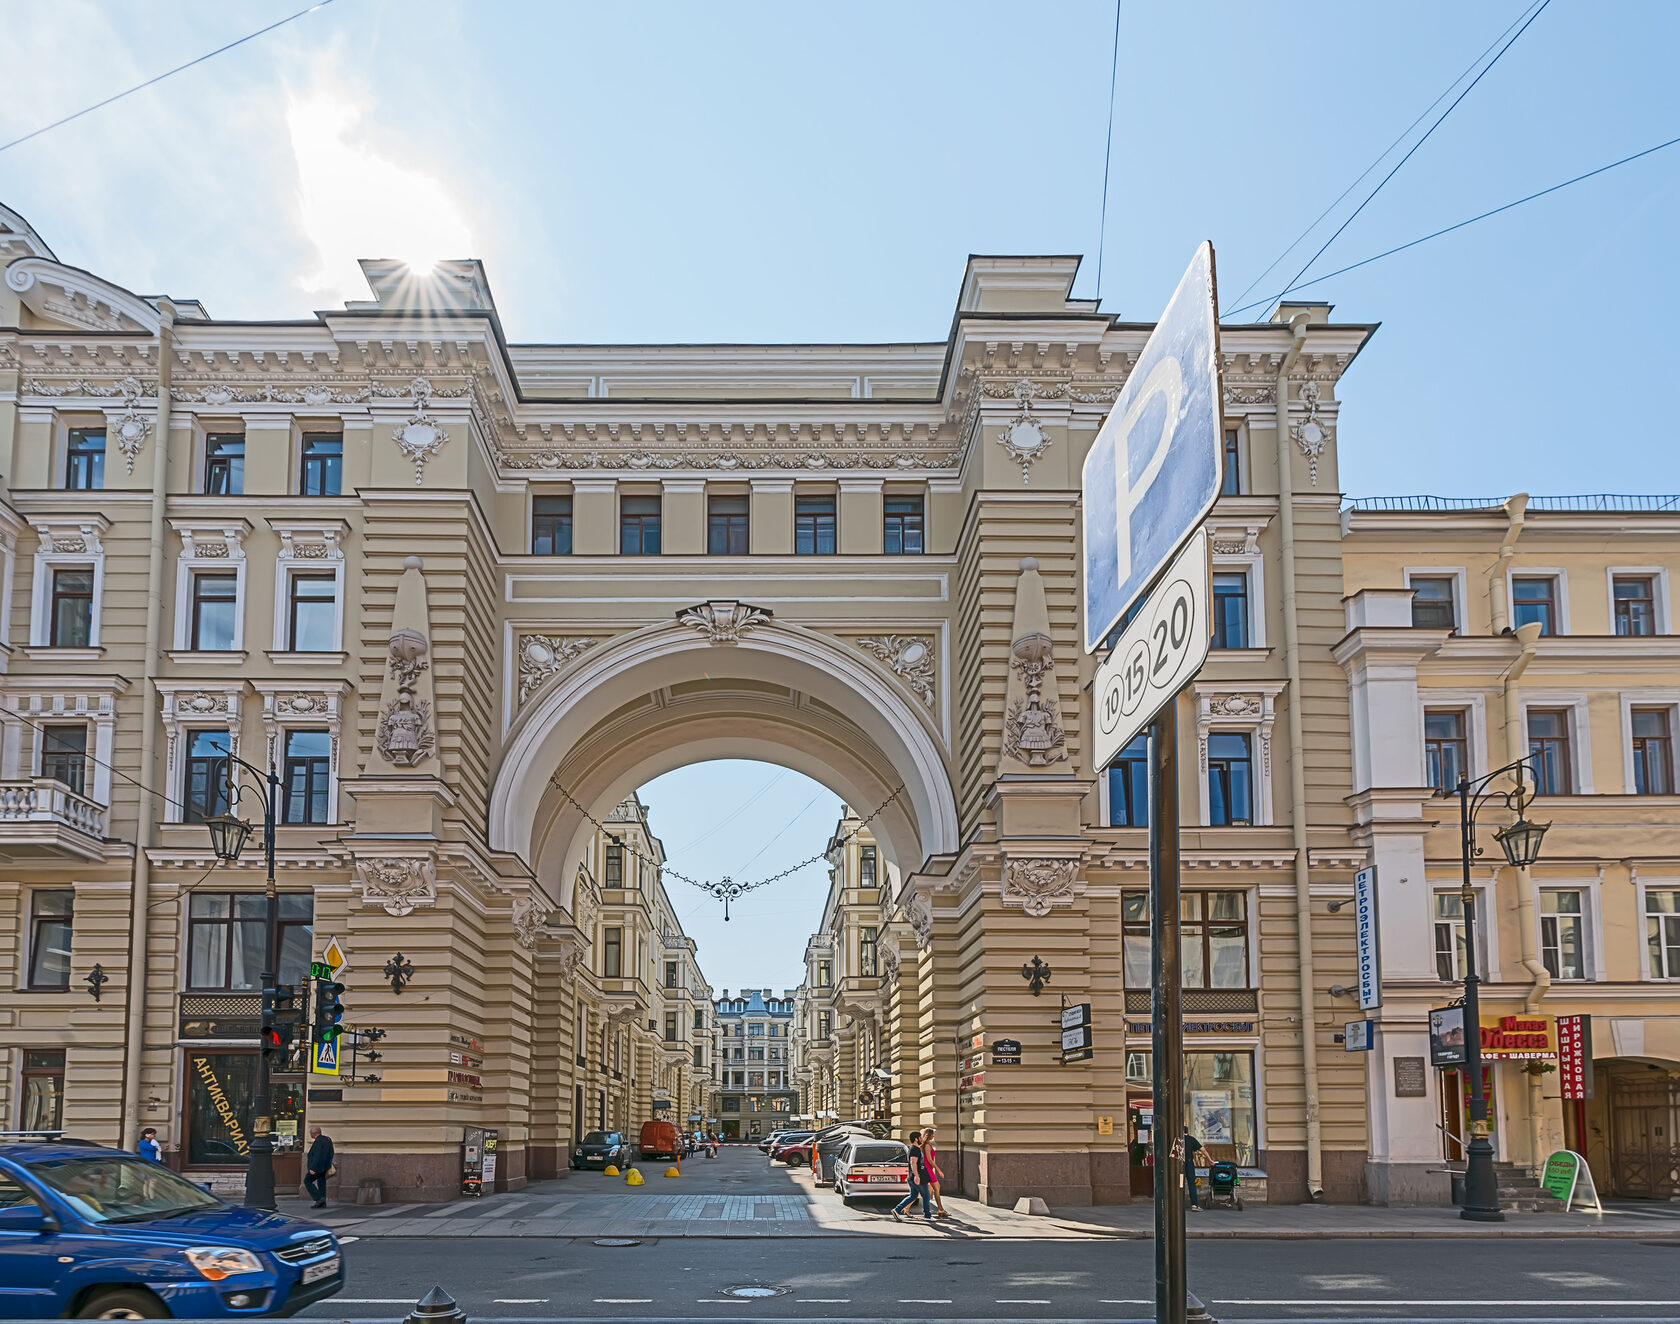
0,776,109,861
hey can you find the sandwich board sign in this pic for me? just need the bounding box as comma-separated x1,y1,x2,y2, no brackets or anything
1082,241,1225,655
1540,1149,1602,1212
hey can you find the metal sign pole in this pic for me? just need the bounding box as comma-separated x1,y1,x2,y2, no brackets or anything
1149,708,1185,1324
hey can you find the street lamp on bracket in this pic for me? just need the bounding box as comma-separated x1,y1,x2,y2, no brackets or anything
1439,756,1551,1223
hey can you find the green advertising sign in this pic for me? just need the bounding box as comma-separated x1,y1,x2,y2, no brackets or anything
1541,1149,1579,1203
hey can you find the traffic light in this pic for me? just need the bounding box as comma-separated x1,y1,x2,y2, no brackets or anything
312,978,345,1043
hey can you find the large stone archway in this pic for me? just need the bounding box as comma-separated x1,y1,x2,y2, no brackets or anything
492,604,961,905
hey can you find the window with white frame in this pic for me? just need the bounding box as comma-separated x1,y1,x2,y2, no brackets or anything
158,683,243,824
1433,891,1473,981
170,523,248,654
269,522,347,654
29,520,107,650
1407,573,1461,632
1511,574,1563,636
1646,889,1680,979
1631,706,1676,795
1207,522,1268,648
1540,888,1590,980
1194,685,1281,826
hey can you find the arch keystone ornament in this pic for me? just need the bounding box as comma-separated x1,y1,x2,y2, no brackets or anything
357,856,437,916
677,599,771,643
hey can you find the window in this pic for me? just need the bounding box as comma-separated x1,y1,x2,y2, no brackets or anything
1424,710,1468,795
1410,577,1457,631
1107,734,1150,827
65,427,105,491
818,1011,831,1038
665,1013,679,1042
1613,576,1656,636
49,568,94,648
1206,733,1253,826
281,729,332,825
286,574,337,652
1527,709,1573,796
1434,891,1476,982
532,495,573,555
665,961,679,989
28,890,74,989
1541,889,1588,981
187,892,312,989
707,494,750,555
605,843,624,887
1211,573,1250,649
41,725,88,796
603,927,623,978
619,495,662,555
817,960,832,987
1220,427,1241,496
21,1050,65,1132
300,432,342,497
794,495,836,555
204,433,244,495
722,1096,740,1112
189,573,239,651
1123,890,1249,989
1649,890,1680,979
859,844,877,887
183,730,232,824
1633,708,1675,795
1512,576,1558,635
748,1022,765,1036
694,1008,704,1030
883,495,924,554
860,925,878,977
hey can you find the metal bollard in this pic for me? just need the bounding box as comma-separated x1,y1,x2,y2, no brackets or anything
404,1285,468,1324
1186,1291,1219,1323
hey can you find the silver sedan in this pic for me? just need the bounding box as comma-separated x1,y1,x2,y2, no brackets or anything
830,1138,912,1203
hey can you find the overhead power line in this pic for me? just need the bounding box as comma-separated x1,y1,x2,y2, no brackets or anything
1251,0,1553,318
1221,0,1547,317
0,0,340,156
1094,0,1123,302
1221,133,1680,319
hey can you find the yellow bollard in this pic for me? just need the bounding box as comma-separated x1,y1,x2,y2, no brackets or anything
664,1166,681,1178
625,1168,644,1186
603,1165,619,1177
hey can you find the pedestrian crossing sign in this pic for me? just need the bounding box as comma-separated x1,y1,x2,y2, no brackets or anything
311,1039,340,1076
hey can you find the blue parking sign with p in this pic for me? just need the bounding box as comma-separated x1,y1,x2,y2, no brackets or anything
1083,242,1224,653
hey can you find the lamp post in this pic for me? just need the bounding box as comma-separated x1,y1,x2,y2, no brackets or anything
1446,755,1551,1223
202,748,283,1211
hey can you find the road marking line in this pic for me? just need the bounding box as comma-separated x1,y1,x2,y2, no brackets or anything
801,1300,852,1304
334,1235,359,1244
997,1299,1053,1304
900,1299,953,1304
1214,1301,1680,1308
330,1300,416,1304
1100,1301,1152,1305
594,1299,653,1303
494,1300,550,1304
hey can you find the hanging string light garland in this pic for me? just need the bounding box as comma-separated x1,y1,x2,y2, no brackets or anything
545,773,906,919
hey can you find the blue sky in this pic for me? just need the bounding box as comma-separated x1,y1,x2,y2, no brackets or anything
3,1,1676,987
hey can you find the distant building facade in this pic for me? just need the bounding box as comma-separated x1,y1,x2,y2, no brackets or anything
710,989,796,1138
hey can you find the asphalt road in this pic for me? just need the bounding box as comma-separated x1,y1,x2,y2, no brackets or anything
303,1233,1680,1323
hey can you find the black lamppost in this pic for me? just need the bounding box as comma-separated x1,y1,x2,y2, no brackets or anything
1444,756,1551,1223
202,749,283,1211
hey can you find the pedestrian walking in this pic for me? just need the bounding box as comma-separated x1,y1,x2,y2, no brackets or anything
137,1128,163,1164
922,1125,951,1217
304,1124,334,1209
1182,1132,1204,1211
891,1130,932,1221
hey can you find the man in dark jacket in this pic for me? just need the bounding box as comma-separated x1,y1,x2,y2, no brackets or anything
304,1125,334,1208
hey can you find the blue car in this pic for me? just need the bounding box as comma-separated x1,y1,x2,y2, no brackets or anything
0,1140,343,1318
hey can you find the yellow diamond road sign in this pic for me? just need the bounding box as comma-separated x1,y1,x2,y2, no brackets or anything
321,936,347,976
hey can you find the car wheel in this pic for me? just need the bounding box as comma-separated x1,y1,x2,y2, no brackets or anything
78,1288,170,1319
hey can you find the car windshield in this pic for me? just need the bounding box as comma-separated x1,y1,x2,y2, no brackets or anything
851,1143,906,1164
29,1155,222,1224
582,1132,614,1145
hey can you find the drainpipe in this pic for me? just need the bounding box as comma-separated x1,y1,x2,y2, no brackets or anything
1273,311,1324,1199
1487,494,1529,635
1503,619,1549,1175
120,300,175,1147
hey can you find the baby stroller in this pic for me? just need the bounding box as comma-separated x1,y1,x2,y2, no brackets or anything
1205,1160,1243,1211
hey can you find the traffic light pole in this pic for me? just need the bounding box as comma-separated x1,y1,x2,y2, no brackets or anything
1149,709,1186,1324
246,762,281,1211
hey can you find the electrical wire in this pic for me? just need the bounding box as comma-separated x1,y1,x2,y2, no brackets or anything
1220,133,1680,319
732,791,826,875
1220,0,1546,317
1255,0,1553,318
0,0,341,156
0,703,179,815
1094,0,1123,303
670,768,788,854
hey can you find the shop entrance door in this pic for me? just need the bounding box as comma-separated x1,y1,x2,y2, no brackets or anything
1127,1096,1154,1198
1439,1066,1496,1162
1609,1072,1680,1199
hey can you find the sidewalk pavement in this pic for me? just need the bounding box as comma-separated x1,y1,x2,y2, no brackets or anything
283,1177,1680,1242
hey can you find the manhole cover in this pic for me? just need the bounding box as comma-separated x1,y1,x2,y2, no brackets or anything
593,1237,641,1247
723,1285,791,1299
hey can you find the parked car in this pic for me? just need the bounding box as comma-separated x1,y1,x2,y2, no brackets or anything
813,1121,891,1183
767,1131,814,1161
777,1137,816,1167
831,1137,912,1203
637,1120,683,1162
570,1131,631,1170
0,1138,343,1318
757,1130,793,1154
